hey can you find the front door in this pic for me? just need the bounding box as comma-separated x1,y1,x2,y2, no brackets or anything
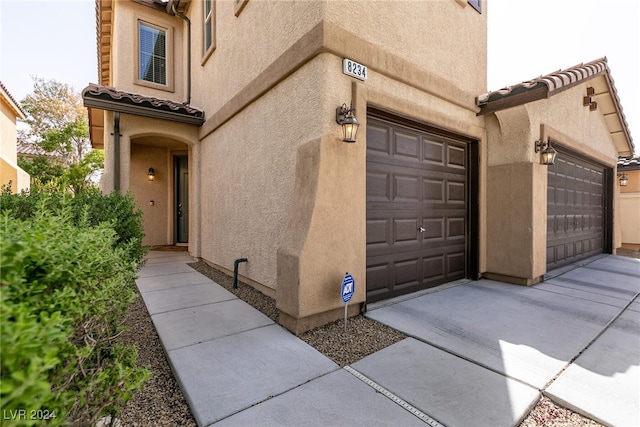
175,156,189,243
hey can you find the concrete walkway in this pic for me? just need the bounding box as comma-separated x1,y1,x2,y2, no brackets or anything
137,252,640,427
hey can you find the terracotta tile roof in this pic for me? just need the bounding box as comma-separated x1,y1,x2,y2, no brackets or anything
477,57,634,155
478,58,608,108
618,156,640,170
0,80,26,119
82,84,205,125
16,142,61,158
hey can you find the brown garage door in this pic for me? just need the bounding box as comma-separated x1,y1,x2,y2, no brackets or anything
366,115,468,302
547,149,605,270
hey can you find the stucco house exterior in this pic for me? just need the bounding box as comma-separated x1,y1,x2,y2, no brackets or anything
0,81,29,194
618,157,640,250
83,0,634,334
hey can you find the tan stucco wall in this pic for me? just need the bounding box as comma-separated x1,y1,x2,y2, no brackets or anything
0,157,17,190
199,54,332,294
193,1,487,332
619,169,640,245
131,143,172,246
620,169,640,193
111,1,185,102
619,193,640,245
1,94,29,193
1,100,18,161
323,0,486,96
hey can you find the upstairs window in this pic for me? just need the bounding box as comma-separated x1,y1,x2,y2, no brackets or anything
139,21,167,85
203,0,215,61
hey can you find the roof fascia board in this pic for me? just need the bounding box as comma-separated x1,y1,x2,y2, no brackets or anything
478,85,548,115
601,72,634,154
0,82,27,119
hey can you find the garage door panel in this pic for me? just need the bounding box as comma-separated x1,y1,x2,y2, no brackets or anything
447,181,465,204
395,258,421,286
367,124,391,154
448,251,466,275
366,262,392,297
422,218,445,240
422,254,445,277
447,145,466,169
367,116,469,302
423,179,445,202
394,219,419,243
447,217,466,239
367,171,391,202
394,174,420,201
394,131,420,160
366,219,389,246
423,139,445,165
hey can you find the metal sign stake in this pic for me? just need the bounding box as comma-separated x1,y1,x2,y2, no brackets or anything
344,303,348,332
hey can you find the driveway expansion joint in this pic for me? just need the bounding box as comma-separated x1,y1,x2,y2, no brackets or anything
343,365,444,426
541,290,640,392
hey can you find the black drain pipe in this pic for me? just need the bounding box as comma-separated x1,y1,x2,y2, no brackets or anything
112,112,120,191
171,3,191,105
233,258,248,289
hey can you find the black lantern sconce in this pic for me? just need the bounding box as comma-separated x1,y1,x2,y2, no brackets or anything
336,103,360,143
535,139,557,166
147,168,155,181
618,172,629,187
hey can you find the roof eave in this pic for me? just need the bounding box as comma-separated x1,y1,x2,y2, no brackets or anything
478,58,634,156
83,96,204,126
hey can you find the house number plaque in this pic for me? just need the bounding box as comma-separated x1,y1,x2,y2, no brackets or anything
343,58,367,81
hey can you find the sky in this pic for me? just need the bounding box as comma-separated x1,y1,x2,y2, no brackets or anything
1,0,638,155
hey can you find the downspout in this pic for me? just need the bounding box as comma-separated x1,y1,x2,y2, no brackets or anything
171,3,191,105
112,111,120,191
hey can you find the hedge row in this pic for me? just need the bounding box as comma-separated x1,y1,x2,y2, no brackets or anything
0,189,149,426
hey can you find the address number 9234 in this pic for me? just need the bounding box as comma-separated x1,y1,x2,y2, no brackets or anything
343,58,367,81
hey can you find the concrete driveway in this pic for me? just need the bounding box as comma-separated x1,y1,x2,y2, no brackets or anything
365,255,640,427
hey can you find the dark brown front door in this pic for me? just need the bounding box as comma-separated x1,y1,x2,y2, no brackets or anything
366,115,469,302
175,156,189,244
547,148,605,270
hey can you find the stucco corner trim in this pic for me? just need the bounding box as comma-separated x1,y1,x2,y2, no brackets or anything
276,137,323,317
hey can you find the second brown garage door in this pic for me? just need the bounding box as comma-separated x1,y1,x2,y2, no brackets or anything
366,115,469,302
547,148,607,270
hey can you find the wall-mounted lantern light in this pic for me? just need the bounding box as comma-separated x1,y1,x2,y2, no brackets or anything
618,172,629,187
336,103,360,143
147,167,155,181
535,139,557,166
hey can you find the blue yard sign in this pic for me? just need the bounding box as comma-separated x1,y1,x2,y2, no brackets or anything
341,273,355,303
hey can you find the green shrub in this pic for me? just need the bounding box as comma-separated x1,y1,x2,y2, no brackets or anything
0,195,149,426
0,187,147,266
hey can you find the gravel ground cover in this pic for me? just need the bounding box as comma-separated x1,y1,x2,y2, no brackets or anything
115,252,640,426
117,293,197,427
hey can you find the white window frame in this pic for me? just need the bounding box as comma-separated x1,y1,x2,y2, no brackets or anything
202,0,216,63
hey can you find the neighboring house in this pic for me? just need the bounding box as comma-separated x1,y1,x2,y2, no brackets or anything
83,0,634,334
0,81,29,193
16,141,63,161
617,157,640,250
